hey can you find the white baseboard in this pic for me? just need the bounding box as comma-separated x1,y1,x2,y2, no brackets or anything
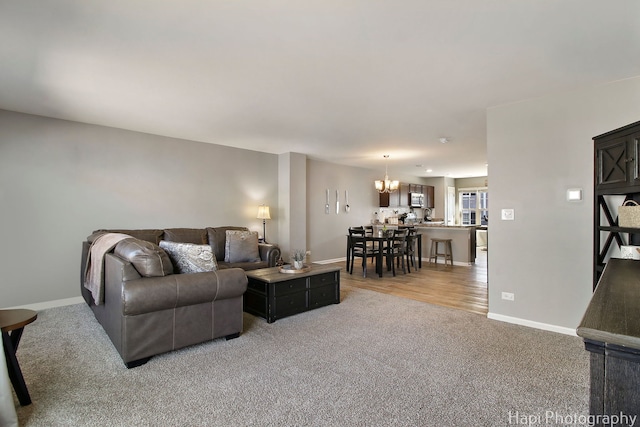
487,312,577,336
7,296,84,311
313,258,346,264
314,257,472,267
421,257,471,267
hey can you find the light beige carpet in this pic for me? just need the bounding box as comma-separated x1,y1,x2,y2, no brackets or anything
14,287,588,426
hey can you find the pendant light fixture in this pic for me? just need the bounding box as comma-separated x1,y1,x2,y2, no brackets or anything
375,155,399,193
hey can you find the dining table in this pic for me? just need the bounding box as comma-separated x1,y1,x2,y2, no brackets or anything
346,232,422,277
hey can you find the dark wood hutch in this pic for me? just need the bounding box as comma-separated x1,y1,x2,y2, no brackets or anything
593,120,640,288
578,120,640,421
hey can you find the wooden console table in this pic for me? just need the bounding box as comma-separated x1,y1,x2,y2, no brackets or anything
243,264,340,323
577,258,640,420
1,308,37,406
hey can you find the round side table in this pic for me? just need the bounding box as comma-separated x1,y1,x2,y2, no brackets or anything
0,309,37,406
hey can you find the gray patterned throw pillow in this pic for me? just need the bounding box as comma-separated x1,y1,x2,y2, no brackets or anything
224,230,260,263
159,241,217,274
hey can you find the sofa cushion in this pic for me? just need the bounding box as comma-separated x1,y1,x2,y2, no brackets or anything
218,260,269,271
114,238,173,277
122,268,248,315
163,228,208,244
159,241,217,273
207,226,248,261
224,230,260,263
89,229,164,244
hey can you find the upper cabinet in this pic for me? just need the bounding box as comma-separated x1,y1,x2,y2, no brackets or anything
379,182,435,208
400,183,410,206
596,128,640,191
379,188,400,207
424,185,434,208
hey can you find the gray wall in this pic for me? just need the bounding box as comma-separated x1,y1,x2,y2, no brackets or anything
0,110,278,308
456,177,488,190
487,76,640,330
306,159,381,262
6,75,640,333
278,152,307,260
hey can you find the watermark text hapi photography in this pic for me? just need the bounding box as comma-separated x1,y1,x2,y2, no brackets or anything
508,410,638,426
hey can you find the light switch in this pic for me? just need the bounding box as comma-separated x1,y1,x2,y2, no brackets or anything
501,208,515,220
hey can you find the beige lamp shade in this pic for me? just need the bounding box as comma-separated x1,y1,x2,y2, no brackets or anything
257,205,271,220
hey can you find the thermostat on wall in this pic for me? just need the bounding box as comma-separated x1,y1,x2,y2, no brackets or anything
567,188,583,201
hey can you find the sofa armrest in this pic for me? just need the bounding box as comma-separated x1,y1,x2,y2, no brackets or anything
259,243,281,267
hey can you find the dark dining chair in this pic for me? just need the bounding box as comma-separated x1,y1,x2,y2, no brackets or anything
386,228,408,276
346,226,363,271
349,227,378,277
405,227,417,273
363,225,374,236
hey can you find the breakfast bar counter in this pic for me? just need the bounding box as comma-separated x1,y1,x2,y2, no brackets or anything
373,224,477,265
416,224,477,265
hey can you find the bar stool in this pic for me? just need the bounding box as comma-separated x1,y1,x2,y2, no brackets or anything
429,238,453,266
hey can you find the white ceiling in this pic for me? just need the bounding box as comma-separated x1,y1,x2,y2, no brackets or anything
1,1,639,178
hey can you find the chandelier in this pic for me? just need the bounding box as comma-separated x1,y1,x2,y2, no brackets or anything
375,155,399,193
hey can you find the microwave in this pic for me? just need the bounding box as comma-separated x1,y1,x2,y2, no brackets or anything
409,192,424,207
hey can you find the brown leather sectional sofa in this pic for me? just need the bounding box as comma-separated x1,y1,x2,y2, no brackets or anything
80,226,281,368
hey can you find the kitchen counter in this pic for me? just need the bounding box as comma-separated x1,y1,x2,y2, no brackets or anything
419,226,477,265
373,224,477,265
415,223,475,229
373,223,476,229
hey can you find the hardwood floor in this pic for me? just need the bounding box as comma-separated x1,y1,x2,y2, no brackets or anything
329,248,488,315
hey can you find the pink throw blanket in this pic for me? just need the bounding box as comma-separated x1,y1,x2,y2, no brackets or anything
84,233,131,305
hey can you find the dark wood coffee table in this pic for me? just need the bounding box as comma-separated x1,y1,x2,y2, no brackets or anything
243,264,341,323
1,308,37,406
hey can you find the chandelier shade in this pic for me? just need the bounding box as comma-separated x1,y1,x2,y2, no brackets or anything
375,155,399,193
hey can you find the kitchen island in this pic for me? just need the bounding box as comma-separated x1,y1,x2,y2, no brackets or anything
417,224,477,265
372,224,478,265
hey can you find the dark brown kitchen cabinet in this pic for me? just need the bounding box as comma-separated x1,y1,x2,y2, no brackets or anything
378,192,390,207
424,185,434,208
399,183,410,207
379,189,400,207
593,120,640,289
379,182,435,208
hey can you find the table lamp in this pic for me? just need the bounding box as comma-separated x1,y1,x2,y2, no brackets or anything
257,205,271,243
